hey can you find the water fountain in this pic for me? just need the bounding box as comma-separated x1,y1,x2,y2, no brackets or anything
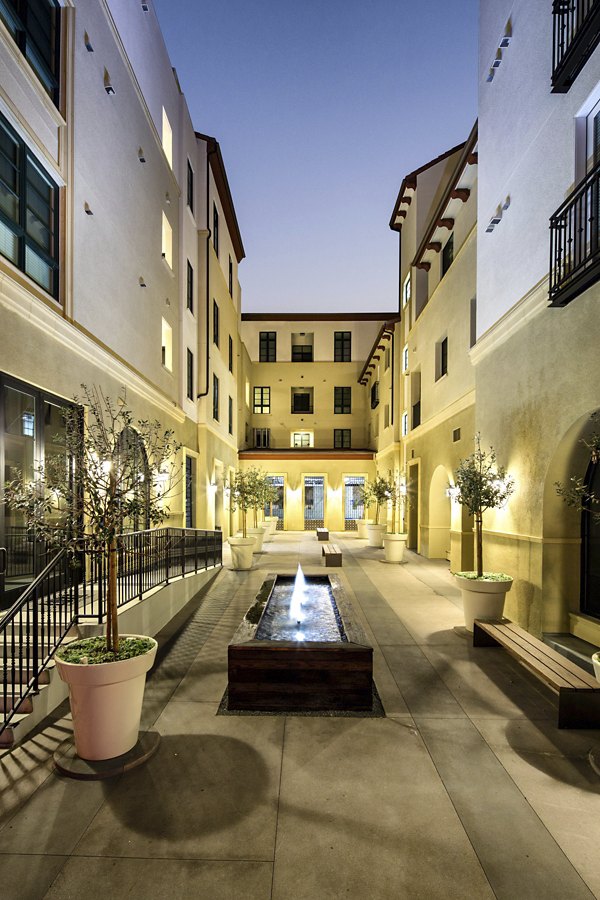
228,565,373,711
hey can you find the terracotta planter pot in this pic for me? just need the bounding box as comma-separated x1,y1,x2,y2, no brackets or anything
55,635,157,761
357,518,373,540
454,574,513,632
229,536,256,569
366,523,387,548
383,532,407,563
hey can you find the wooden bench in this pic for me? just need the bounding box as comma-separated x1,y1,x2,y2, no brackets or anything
316,527,329,541
473,619,600,729
322,543,342,567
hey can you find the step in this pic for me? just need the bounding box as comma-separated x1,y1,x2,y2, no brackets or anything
544,633,600,677
0,664,52,685
0,693,34,714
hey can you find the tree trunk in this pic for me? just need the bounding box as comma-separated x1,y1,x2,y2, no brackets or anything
107,536,119,652
242,509,247,539
475,512,483,578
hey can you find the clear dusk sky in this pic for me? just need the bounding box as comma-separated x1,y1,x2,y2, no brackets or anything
153,0,479,314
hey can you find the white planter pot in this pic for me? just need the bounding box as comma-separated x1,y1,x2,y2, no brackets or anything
592,652,600,684
383,532,407,563
357,518,374,540
264,516,278,537
247,526,268,552
366,523,387,548
229,536,256,569
55,635,157,761
454,574,513,632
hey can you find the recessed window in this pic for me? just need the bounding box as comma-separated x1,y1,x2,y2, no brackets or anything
212,374,219,420
161,318,172,371
161,212,172,267
334,386,351,414
0,115,59,297
212,203,219,256
435,336,448,380
186,349,194,400
162,108,173,168
401,411,408,436
442,233,454,277
293,432,312,447
186,260,194,313
229,335,234,373
402,273,411,308
187,160,194,213
0,0,60,104
402,344,409,372
259,331,276,362
228,255,233,296
291,387,313,414
334,331,351,362
254,386,270,414
213,300,220,346
334,428,351,449
291,332,313,362
254,428,270,448
228,396,233,435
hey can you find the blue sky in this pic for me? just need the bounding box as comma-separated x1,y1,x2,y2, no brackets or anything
154,0,479,313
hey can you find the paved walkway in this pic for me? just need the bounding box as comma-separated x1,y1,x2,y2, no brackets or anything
1,532,600,899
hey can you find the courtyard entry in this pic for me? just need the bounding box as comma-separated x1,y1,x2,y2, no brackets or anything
304,475,325,530
344,475,365,530
265,475,285,530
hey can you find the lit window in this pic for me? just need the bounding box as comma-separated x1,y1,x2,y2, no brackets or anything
161,318,172,370
162,108,173,167
402,273,411,307
254,386,270,414
161,212,172,267
293,432,312,447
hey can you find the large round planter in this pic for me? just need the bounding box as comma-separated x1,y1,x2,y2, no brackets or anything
383,532,407,563
454,574,513,632
356,518,373,540
366,523,387,548
592,652,600,684
229,536,255,570
262,517,277,541
55,635,158,761
247,526,268,553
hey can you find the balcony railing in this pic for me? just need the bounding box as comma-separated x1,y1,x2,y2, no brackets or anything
552,0,600,92
549,160,600,306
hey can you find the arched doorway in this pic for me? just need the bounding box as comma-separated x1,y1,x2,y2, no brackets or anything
582,455,600,618
428,465,451,559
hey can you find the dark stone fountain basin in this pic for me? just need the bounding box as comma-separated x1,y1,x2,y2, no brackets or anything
227,573,373,712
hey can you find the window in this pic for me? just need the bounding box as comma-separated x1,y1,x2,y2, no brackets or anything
0,115,59,297
185,456,195,528
385,347,390,370
412,401,421,429
161,318,172,370
213,300,219,346
186,349,194,400
442,233,454,277
370,382,379,409
228,396,233,434
228,255,233,296
401,411,408,436
254,386,270,414
162,108,173,167
161,212,172,267
254,428,270,448
259,331,276,362
291,332,313,361
469,297,477,348
212,202,219,256
334,429,351,448
334,386,351,414
402,272,411,307
291,387,313,414
212,374,219,420
384,404,390,429
186,260,194,312
334,331,351,362
0,0,60,103
435,337,448,380
293,432,311,448
186,160,194,213
402,344,409,372
228,335,234,372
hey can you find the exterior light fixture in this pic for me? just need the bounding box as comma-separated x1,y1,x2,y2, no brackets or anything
141,1,149,9
486,69,495,83
139,276,146,287
104,69,115,94
84,32,94,52
492,50,502,68
138,148,146,163
84,202,93,215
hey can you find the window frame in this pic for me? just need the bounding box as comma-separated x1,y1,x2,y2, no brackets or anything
0,0,61,105
441,233,454,277
186,348,194,401
253,386,271,414
228,334,234,373
259,331,277,362
212,373,219,421
213,299,219,347
212,202,219,256
186,260,194,313
228,255,233,296
228,395,233,435
334,428,351,449
334,386,351,415
402,272,411,308
186,159,194,213
334,331,351,362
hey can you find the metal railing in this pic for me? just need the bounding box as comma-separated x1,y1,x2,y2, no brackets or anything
552,0,600,92
549,160,600,306
0,527,222,739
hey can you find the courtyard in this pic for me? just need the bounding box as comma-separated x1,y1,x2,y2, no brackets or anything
1,532,599,900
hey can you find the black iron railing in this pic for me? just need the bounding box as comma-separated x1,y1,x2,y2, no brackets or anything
552,0,600,92
0,527,222,739
549,160,600,306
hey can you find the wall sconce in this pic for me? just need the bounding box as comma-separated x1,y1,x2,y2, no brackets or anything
165,192,171,205
139,276,146,287
499,21,512,47
104,69,115,94
84,32,94,52
84,202,93,216
138,148,146,163
141,1,150,9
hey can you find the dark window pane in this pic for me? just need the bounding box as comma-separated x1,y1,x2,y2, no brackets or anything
334,331,351,362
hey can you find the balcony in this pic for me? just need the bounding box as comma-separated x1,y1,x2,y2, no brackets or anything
370,382,380,409
549,160,600,307
552,0,600,92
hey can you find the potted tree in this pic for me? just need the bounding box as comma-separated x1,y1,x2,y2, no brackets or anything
382,473,409,563
228,469,257,568
556,413,600,682
366,476,391,548
246,467,269,552
355,481,373,539
451,434,514,631
3,385,181,760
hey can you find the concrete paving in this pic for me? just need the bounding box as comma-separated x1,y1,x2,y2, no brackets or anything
1,532,600,899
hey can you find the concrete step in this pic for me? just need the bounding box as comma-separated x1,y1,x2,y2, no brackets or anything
0,693,34,714
0,664,52,684
0,712,29,749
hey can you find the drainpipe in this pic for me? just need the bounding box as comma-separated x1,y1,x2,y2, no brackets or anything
197,144,218,400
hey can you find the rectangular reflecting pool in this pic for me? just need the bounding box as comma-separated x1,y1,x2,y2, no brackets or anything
228,572,373,712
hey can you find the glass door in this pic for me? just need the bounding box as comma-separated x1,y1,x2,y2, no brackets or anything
344,476,365,530
304,475,325,531
264,475,284,530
